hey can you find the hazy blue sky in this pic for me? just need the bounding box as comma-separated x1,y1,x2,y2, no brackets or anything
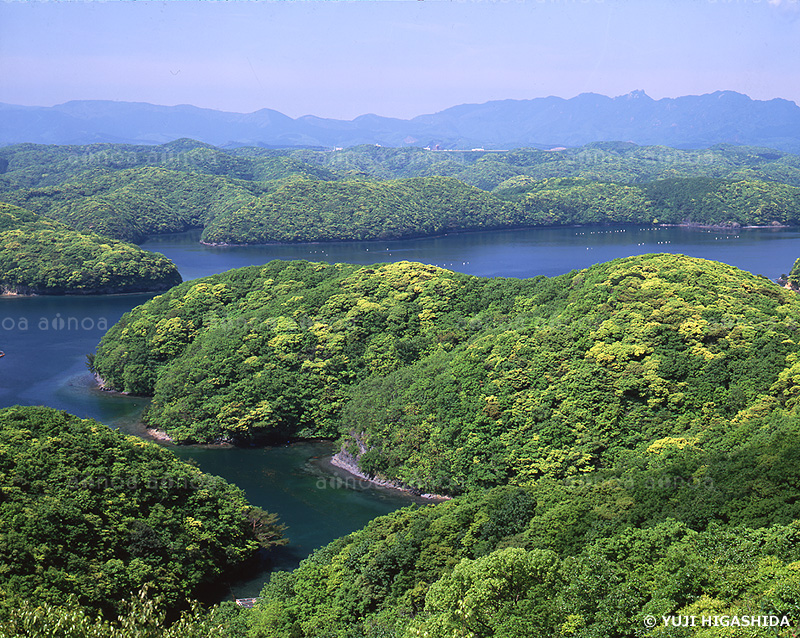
1,0,798,120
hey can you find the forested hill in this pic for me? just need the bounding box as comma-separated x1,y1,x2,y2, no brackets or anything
249,484,800,637
93,254,800,488
3,139,800,192
87,254,800,635
1,167,267,244
0,405,285,621
0,202,181,294
2,142,800,245
202,176,518,244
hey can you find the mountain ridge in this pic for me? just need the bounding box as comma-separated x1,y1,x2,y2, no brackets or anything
2,90,800,152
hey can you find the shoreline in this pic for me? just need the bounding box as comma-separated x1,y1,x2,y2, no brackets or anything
143,427,174,443
197,223,636,248
328,447,451,501
197,221,797,248
90,375,173,443
93,372,126,394
1,286,174,298
660,222,792,230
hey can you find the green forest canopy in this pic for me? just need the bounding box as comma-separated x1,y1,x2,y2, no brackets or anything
3,139,800,191
247,475,800,637
0,406,285,620
86,243,800,636
232,254,800,638
93,254,800,496
0,167,267,244
0,202,181,294
2,142,800,245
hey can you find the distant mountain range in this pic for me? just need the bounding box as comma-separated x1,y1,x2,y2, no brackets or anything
2,90,800,152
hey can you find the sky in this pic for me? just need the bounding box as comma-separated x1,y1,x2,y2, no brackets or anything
1,0,799,121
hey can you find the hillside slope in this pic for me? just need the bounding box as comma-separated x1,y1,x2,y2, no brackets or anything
4,162,799,246
93,254,800,492
0,202,181,294
0,405,285,617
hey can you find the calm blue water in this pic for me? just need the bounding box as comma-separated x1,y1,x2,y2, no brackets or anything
2,223,799,597
140,225,800,281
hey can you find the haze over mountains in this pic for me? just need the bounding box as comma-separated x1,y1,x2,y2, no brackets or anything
2,90,800,152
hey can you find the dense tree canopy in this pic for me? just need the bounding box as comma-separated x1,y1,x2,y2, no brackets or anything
201,176,518,244
0,406,285,619
248,480,800,637
4,140,800,192
239,248,800,633
0,590,236,638
343,253,800,493
93,254,800,499
0,202,181,294
1,168,267,244
93,259,542,442
2,142,800,246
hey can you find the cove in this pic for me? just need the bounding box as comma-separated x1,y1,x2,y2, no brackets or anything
166,441,428,600
3,223,800,598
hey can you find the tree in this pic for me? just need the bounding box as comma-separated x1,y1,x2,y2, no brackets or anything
246,507,288,550
407,548,563,638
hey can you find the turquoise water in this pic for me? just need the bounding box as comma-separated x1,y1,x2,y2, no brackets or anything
3,223,799,597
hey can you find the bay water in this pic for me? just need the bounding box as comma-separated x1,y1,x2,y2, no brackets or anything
2,223,799,598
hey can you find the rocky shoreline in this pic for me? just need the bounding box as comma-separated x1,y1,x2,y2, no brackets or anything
143,427,174,443
90,374,172,443
93,372,123,394
1,284,37,296
329,447,451,501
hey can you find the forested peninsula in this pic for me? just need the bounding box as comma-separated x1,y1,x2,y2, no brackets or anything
0,406,285,632
2,141,800,245
87,252,800,637
92,254,800,489
0,202,181,294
